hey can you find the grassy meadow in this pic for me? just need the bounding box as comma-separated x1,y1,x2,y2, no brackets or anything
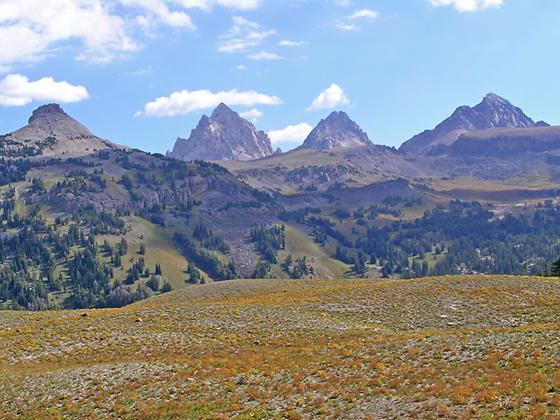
1,275,559,418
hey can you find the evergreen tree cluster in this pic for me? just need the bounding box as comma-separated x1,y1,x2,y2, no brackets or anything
174,232,237,281
282,254,314,279
249,225,286,264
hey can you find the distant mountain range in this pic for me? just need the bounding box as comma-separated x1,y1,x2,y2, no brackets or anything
167,93,559,164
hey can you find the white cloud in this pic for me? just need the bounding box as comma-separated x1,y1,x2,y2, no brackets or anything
0,74,89,106
334,22,360,31
178,0,261,9
333,0,351,6
247,51,281,60
236,64,247,70
307,83,349,111
331,8,379,31
268,123,313,146
0,0,264,69
120,0,195,29
0,0,139,66
218,16,275,53
126,65,153,76
428,0,503,12
139,88,282,117
279,40,307,47
349,9,379,20
214,0,261,9
239,108,262,122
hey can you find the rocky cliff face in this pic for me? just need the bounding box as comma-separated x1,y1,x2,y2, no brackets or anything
167,103,274,162
299,111,371,150
400,93,544,156
0,104,123,157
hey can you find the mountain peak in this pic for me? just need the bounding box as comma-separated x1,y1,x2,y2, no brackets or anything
299,111,371,150
210,103,237,121
167,104,274,162
325,110,350,122
2,104,123,158
28,103,68,124
400,93,541,155
482,92,508,105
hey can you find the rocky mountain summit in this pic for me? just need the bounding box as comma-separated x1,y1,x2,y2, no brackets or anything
299,111,372,150
167,103,274,162
400,93,546,155
0,104,123,158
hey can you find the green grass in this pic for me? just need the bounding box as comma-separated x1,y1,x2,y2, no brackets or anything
277,225,348,279
97,216,189,290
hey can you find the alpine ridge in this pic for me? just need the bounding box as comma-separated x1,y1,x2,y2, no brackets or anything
167,103,274,162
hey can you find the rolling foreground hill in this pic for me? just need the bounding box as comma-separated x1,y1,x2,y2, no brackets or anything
1,275,559,418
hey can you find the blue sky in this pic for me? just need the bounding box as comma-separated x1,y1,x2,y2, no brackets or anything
0,0,559,153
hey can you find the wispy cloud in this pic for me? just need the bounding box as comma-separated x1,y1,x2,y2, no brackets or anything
0,74,89,106
428,0,503,12
247,51,281,60
330,7,379,31
349,9,379,20
126,65,153,77
218,16,276,53
138,88,282,117
179,0,261,10
307,83,349,111
334,23,360,31
279,40,307,47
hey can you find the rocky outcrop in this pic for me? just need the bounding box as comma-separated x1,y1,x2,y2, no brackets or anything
400,93,544,156
299,111,371,150
167,103,274,162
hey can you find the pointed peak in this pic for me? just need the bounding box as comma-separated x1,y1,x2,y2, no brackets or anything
29,103,68,124
211,102,236,118
481,92,510,106
300,110,370,150
325,110,350,122
169,102,273,162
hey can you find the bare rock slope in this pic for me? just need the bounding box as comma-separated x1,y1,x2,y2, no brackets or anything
299,111,372,150
167,103,274,162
